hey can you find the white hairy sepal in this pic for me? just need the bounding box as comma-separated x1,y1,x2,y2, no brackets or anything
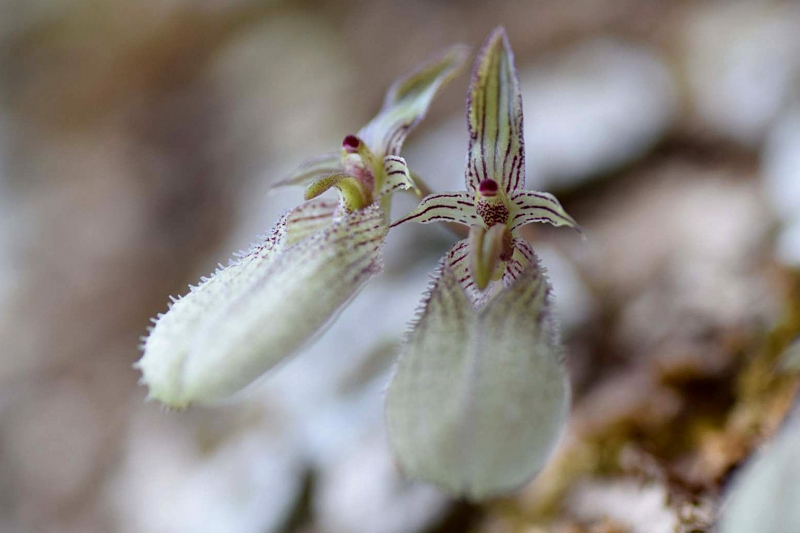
137,204,388,410
385,250,569,500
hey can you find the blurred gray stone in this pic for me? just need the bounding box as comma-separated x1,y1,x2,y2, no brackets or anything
682,3,800,145
110,405,304,533
719,409,800,533
566,479,677,533
537,244,596,333
577,165,777,360
314,431,449,533
763,106,800,220
763,105,800,266
522,39,676,190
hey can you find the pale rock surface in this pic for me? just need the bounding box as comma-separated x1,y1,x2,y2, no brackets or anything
763,105,800,267
681,2,800,145
566,479,677,533
719,410,800,533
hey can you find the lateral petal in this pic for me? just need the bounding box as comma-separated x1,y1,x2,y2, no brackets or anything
386,253,570,500
391,192,478,228
358,45,469,157
380,155,420,198
508,190,581,233
272,152,343,188
465,27,525,194
138,205,388,409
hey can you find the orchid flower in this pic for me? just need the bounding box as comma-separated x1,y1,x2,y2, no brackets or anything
136,46,468,410
385,27,580,500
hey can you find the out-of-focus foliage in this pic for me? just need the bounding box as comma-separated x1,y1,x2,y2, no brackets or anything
0,1,799,533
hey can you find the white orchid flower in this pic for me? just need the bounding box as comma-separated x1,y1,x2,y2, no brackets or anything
136,45,469,410
386,27,580,500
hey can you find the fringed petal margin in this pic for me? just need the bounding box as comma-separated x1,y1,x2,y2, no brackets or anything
137,205,388,410
357,45,469,157
381,155,420,198
508,190,582,234
465,27,525,194
391,191,478,228
136,214,291,409
272,152,343,189
386,252,570,500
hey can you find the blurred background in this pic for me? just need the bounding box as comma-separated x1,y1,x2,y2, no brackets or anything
1,0,799,532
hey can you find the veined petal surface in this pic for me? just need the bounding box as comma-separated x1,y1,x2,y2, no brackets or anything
466,27,525,194
386,253,570,500
358,45,469,156
272,152,343,189
380,155,420,198
502,238,536,286
444,239,488,307
285,198,338,245
391,192,478,227
139,205,388,409
508,190,581,232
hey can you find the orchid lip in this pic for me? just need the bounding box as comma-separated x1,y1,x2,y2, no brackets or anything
478,179,499,197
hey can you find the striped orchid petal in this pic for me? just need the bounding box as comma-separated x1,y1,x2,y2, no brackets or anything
380,155,420,198
285,198,338,245
465,27,525,194
386,253,569,500
272,152,343,188
502,238,536,287
444,239,489,307
357,45,469,157
137,205,388,410
509,190,581,233
391,192,478,227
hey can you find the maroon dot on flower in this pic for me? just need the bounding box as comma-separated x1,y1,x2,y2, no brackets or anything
342,135,361,153
478,179,499,196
